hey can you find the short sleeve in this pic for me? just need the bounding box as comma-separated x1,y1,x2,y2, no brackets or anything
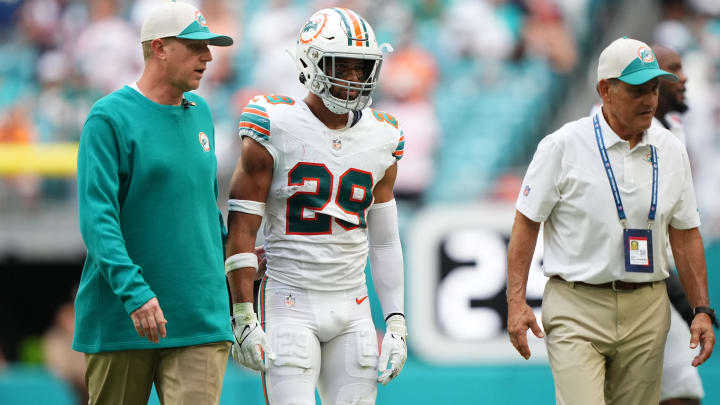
669,150,701,229
392,130,405,161
516,136,563,222
238,99,277,162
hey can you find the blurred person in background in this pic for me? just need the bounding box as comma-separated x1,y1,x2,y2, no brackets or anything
654,0,696,54
72,2,234,404
521,0,578,74
225,7,407,404
439,0,515,62
247,0,306,98
376,43,440,202
652,44,708,405
664,3,720,242
194,0,239,88
653,45,689,144
0,105,41,208
17,0,62,49
44,286,87,405
74,0,143,94
507,38,715,405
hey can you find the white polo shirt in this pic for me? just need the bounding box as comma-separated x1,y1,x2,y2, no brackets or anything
516,109,700,283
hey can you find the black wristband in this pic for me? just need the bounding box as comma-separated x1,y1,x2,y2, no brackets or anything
385,313,405,322
693,306,717,327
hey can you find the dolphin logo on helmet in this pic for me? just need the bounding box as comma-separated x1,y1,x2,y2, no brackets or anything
294,8,391,114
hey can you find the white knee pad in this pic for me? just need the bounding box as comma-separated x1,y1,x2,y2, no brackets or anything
318,324,379,405
278,400,315,405
271,325,315,371
335,383,377,405
265,324,321,405
354,326,379,370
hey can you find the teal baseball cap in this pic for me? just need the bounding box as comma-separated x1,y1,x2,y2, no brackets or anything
140,1,233,47
597,37,677,85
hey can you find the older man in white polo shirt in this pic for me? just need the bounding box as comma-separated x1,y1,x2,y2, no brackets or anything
506,37,716,405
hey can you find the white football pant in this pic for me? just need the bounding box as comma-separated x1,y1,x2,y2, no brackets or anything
257,276,379,405
660,305,704,400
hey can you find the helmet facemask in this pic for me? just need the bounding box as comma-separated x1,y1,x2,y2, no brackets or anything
305,49,382,114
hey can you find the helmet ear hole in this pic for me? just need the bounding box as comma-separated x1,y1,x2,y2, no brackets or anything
299,73,306,84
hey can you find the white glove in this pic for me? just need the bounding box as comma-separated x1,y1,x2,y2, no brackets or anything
231,303,275,372
377,314,407,385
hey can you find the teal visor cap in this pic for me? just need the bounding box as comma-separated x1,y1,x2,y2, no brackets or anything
177,20,233,47
617,56,678,85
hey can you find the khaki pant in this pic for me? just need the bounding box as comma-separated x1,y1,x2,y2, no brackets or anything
542,277,670,405
85,341,231,405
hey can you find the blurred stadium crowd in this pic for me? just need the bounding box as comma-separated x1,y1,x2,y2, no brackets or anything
2,0,718,229
1,0,720,403
653,0,720,242
0,0,595,210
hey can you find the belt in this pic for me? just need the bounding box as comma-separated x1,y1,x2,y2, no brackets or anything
551,275,655,291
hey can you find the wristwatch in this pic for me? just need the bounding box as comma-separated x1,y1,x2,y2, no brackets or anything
693,306,717,326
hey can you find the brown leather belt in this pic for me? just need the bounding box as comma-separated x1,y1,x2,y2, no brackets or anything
551,275,655,291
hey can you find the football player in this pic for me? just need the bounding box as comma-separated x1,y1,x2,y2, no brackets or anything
224,8,407,405
653,44,706,405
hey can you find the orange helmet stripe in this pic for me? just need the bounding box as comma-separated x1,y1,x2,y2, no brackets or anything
341,8,364,47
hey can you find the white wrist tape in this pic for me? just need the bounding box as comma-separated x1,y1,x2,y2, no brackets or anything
385,314,407,338
232,302,256,322
228,199,266,217
225,252,258,275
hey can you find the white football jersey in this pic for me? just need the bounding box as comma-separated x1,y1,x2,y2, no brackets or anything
654,112,686,146
238,94,404,291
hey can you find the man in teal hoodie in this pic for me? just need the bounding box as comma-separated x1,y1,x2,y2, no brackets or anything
73,2,234,404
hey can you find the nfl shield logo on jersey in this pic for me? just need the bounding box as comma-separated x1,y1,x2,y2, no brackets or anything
285,294,295,308
332,138,342,150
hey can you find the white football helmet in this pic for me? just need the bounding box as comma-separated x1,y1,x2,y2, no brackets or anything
295,8,387,114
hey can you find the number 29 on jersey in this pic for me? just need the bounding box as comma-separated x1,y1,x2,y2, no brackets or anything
286,162,373,235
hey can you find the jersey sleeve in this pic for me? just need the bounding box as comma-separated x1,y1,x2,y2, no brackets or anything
237,96,277,162
392,130,405,161
369,108,404,162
